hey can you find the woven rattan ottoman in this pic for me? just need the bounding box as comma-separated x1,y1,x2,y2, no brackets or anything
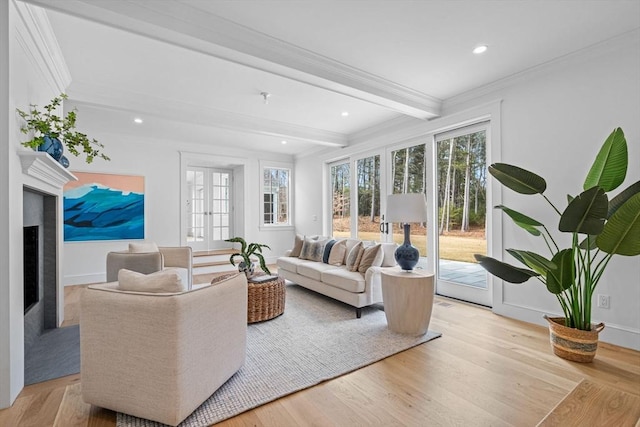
247,274,286,323
211,273,285,323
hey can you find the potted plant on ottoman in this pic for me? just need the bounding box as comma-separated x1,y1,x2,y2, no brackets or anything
225,237,271,277
475,127,639,362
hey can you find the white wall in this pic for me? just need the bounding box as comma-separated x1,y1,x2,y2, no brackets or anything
63,132,296,285
1,0,69,408
443,31,640,350
294,154,325,236
294,32,640,349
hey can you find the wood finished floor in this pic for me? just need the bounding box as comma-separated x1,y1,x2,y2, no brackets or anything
2,282,639,427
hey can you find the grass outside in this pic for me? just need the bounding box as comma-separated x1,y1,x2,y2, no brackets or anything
333,216,486,263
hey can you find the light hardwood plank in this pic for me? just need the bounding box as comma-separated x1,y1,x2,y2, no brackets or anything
2,290,638,426
538,379,640,427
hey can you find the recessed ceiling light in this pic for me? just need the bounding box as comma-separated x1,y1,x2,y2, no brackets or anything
281,140,287,145
133,117,143,124
341,111,349,117
473,45,488,54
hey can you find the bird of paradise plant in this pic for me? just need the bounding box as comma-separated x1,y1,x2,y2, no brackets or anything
475,127,639,331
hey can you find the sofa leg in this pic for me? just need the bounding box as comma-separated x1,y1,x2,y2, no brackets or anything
356,307,362,318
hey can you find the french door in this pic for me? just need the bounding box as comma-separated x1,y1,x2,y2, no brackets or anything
185,167,233,251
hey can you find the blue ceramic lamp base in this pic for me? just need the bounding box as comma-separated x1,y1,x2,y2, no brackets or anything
394,223,420,271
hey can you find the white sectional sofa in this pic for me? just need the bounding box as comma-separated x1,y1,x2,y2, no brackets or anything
277,237,397,318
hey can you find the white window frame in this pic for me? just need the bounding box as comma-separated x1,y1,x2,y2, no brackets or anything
260,160,293,230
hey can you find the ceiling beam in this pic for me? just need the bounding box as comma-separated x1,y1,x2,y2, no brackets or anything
22,0,442,119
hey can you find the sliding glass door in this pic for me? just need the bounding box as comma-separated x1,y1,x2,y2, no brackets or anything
433,124,490,306
388,143,428,259
330,161,351,239
329,153,386,242
326,123,491,308
355,154,382,242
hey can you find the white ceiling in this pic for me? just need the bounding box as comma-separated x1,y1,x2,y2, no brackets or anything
23,0,640,156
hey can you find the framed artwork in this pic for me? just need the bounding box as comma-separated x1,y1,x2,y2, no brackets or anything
63,172,145,241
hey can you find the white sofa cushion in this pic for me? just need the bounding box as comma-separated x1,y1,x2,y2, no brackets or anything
276,256,308,273
297,261,339,281
321,268,366,293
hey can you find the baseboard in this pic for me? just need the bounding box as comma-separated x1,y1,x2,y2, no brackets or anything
493,301,640,351
64,273,105,286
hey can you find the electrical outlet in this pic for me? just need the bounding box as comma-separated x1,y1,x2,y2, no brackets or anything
597,294,610,309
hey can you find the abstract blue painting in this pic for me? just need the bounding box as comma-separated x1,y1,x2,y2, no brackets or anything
63,172,145,241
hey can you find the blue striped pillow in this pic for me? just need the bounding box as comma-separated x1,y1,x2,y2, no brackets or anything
322,239,337,263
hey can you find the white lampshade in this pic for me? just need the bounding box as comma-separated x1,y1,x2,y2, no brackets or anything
385,193,428,223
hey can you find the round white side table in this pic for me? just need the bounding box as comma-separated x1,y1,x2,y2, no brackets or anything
381,268,435,335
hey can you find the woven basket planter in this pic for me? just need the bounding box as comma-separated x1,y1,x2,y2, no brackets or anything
247,276,285,323
544,315,605,363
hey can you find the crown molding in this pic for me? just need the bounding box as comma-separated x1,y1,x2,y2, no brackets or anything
22,0,441,119
13,1,71,93
68,82,348,147
443,28,640,112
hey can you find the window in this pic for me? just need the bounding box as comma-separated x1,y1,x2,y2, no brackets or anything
262,166,291,226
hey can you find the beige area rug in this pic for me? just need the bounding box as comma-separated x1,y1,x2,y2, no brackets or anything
118,282,441,427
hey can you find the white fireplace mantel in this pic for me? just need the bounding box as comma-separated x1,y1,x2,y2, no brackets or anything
18,151,77,188
19,150,77,331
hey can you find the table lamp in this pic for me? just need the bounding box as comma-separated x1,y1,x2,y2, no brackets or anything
385,193,428,271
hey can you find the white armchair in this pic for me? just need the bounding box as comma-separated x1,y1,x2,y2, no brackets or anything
80,273,247,426
106,245,193,289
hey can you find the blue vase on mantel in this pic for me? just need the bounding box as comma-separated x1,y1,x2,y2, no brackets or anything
59,156,69,168
37,135,69,168
38,135,63,161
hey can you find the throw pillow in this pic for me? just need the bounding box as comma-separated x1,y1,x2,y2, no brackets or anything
128,241,159,253
328,240,347,265
358,244,382,274
322,239,337,263
300,240,327,262
345,242,364,272
298,236,318,259
290,234,305,257
372,245,385,267
380,243,399,267
118,268,186,293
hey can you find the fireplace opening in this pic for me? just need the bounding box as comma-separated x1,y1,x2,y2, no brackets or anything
24,226,39,313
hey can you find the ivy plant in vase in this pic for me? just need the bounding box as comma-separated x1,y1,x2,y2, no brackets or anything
475,127,639,362
16,93,110,166
225,237,271,277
